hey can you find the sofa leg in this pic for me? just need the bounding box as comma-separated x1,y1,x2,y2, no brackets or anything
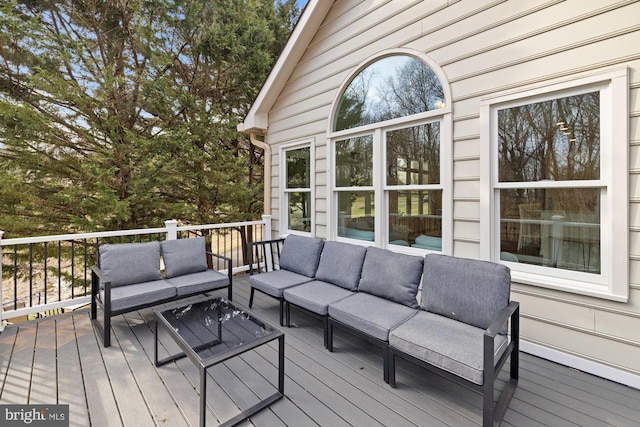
103,313,111,348
249,288,255,308
323,316,329,349
278,298,285,326
90,299,97,320
285,302,291,327
227,285,233,301
388,351,396,388
327,320,334,352
383,346,390,384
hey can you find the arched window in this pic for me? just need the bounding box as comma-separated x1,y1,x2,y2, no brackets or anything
334,55,445,131
330,52,451,253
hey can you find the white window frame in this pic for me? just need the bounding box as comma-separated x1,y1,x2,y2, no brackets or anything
280,139,314,236
480,68,629,302
327,49,453,253
329,117,452,253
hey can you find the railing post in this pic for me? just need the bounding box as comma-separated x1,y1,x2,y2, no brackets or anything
262,214,272,240
165,220,179,241
0,230,4,331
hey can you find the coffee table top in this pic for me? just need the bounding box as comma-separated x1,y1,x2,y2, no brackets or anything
156,297,282,366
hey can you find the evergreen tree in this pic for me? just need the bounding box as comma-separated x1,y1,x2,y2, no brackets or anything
0,0,299,236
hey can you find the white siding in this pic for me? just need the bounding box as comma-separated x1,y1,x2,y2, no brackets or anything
262,0,640,381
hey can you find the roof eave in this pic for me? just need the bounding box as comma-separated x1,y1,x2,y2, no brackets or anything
238,0,334,134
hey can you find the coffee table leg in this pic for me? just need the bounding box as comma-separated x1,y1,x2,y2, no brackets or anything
279,335,285,395
200,365,207,427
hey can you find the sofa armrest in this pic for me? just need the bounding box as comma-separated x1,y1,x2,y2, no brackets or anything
248,238,285,274
91,265,111,292
206,251,232,276
485,301,519,339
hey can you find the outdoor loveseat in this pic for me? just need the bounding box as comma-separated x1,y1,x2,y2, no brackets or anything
91,237,232,347
248,235,519,427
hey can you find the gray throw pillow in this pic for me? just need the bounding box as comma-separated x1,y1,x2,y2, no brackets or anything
422,254,511,329
279,235,324,278
358,247,423,308
161,237,208,278
99,241,162,287
315,241,367,290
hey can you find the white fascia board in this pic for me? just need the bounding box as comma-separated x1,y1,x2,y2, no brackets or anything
238,0,334,134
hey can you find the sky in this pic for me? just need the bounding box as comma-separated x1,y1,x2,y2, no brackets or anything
297,0,309,9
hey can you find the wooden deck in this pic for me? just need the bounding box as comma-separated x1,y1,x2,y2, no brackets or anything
1,275,640,427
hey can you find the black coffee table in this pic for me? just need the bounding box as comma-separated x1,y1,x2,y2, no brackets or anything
154,296,284,427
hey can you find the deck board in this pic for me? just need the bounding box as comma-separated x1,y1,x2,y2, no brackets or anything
1,275,640,426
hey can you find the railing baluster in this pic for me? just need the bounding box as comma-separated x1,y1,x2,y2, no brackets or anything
13,245,18,310
71,241,75,299
29,243,33,307
44,242,48,305
58,241,62,302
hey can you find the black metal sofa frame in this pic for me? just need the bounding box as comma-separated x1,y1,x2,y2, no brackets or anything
247,235,520,427
91,238,232,347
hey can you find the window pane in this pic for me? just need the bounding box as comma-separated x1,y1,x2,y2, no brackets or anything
499,187,600,274
388,190,442,250
387,123,440,186
498,91,600,182
334,55,445,131
287,191,311,232
286,147,310,189
338,191,375,241
336,135,373,187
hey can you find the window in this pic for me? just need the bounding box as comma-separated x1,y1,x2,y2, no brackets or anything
481,69,629,301
283,145,312,234
331,52,451,251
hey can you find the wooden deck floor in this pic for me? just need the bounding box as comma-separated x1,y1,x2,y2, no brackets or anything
1,275,640,427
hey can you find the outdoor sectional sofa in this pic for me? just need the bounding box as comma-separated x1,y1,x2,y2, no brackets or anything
248,234,519,427
91,237,232,347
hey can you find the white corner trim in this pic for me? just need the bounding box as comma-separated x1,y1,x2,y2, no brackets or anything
521,340,640,390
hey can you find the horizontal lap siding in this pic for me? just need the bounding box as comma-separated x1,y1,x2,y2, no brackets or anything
264,0,640,378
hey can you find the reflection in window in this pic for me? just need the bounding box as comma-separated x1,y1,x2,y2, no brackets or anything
335,135,373,187
498,91,600,182
499,188,600,273
497,91,601,274
285,147,311,232
334,55,445,131
286,147,310,188
386,123,440,186
338,191,375,241
388,190,442,250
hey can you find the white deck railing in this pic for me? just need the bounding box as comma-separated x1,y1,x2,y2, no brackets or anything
0,215,272,327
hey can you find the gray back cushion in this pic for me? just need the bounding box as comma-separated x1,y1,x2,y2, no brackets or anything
315,241,367,291
422,254,511,329
161,237,208,278
99,241,162,287
279,235,324,278
358,247,423,308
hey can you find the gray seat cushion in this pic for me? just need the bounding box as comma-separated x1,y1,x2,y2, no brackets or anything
166,270,229,296
422,254,511,329
161,237,208,278
99,241,162,287
358,247,423,308
249,269,314,298
328,293,417,341
103,279,176,312
284,281,355,315
389,311,508,385
279,235,324,278
314,241,367,291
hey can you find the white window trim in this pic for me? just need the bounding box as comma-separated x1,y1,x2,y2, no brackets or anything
280,139,315,236
326,49,453,254
480,68,629,302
